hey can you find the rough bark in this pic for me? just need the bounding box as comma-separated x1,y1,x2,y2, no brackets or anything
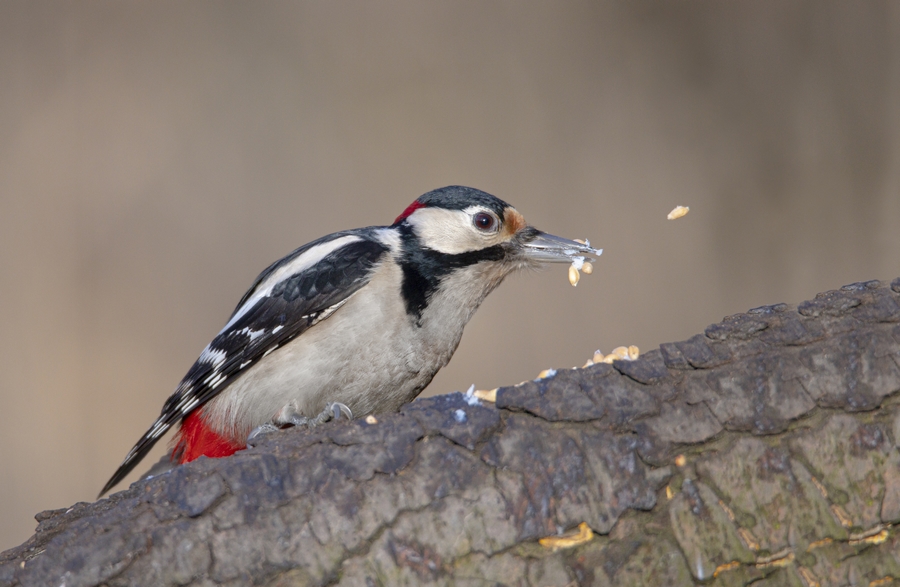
4,278,900,587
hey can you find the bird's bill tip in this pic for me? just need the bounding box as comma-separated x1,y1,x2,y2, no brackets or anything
519,231,602,263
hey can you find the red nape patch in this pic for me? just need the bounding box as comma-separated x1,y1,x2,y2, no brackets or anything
393,200,425,225
173,409,245,464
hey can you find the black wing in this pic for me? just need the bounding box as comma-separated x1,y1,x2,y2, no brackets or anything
100,232,389,495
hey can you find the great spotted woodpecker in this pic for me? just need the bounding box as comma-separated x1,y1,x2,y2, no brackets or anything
100,186,601,495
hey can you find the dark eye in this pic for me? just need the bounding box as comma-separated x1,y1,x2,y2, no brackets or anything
473,212,496,231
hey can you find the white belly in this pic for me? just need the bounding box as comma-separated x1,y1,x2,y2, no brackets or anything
203,260,469,442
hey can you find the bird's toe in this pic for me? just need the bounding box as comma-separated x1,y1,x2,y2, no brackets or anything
246,422,281,446
272,401,311,428
310,402,352,426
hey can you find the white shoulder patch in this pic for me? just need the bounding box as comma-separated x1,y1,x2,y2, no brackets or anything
374,227,402,253
223,234,363,331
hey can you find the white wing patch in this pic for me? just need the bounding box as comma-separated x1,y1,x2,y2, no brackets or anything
374,226,402,253
223,235,363,331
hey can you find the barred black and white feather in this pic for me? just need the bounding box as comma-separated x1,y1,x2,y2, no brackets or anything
100,230,390,495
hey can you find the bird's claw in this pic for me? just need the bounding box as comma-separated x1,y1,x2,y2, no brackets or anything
246,402,353,445
325,402,353,423
246,422,280,446
272,401,311,428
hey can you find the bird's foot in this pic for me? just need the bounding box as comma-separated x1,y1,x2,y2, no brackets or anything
314,401,353,425
274,401,352,428
247,401,353,446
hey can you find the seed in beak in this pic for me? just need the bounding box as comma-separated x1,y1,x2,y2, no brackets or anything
581,262,593,275
568,265,580,286
567,255,589,287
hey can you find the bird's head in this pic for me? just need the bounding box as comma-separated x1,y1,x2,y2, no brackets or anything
392,186,601,271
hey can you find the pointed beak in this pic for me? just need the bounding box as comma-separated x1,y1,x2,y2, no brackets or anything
519,230,603,264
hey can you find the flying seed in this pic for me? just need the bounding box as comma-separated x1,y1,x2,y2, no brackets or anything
568,265,580,287
667,205,690,220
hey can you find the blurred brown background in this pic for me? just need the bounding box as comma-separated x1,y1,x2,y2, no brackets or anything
1,1,899,552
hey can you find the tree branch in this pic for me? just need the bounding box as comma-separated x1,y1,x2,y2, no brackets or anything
3,278,900,586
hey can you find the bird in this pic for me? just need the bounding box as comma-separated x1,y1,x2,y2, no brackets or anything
100,186,601,496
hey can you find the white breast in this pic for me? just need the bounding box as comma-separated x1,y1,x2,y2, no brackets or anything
204,242,514,443
203,258,468,441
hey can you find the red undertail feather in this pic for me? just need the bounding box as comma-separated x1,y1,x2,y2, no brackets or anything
174,409,245,464
393,200,425,225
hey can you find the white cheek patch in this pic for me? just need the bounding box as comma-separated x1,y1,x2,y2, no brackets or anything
407,207,500,255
